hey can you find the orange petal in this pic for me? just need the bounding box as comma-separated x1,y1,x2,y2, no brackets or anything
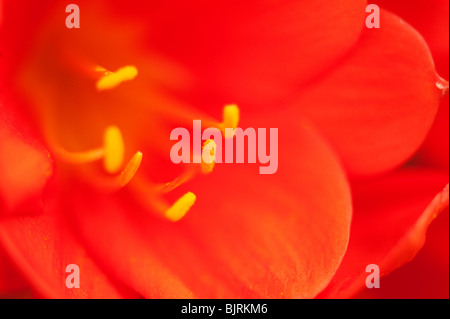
0,242,27,295
0,122,53,214
376,0,449,69
417,94,449,169
375,1,449,171
65,122,352,298
293,10,445,176
0,213,138,298
354,211,449,299
318,169,449,298
118,0,367,109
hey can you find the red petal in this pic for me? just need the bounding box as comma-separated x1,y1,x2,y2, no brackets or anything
0,242,27,295
3,1,366,125
0,213,137,298
0,122,53,215
354,210,449,299
65,122,352,298
105,0,367,111
318,169,449,298
374,1,449,171
375,0,449,74
292,10,444,176
417,96,449,169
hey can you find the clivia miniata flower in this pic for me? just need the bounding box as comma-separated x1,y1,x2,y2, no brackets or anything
0,0,448,298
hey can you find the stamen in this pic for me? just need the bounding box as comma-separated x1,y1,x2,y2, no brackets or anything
96,65,138,91
131,167,196,198
201,139,216,174
104,126,125,174
221,104,240,138
158,169,196,194
54,147,104,165
117,151,143,187
165,192,197,222
52,125,142,187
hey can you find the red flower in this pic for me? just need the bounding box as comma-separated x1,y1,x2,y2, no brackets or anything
0,0,448,298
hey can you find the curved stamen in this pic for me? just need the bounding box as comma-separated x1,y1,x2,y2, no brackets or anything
165,192,197,222
53,147,104,165
131,177,197,222
126,105,240,221
52,126,142,187
117,151,143,187
158,169,196,194
96,65,138,91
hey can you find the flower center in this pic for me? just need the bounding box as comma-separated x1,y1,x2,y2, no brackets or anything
49,63,240,222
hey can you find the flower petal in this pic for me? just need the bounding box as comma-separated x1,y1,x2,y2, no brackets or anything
354,211,449,299
109,0,367,110
0,243,27,295
375,0,449,68
375,1,449,170
66,120,352,298
318,169,449,298
0,120,53,215
292,10,445,176
417,96,449,169
0,213,138,298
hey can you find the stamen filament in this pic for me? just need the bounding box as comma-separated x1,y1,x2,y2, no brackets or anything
158,169,196,194
117,151,143,187
51,125,142,187
132,167,196,195
53,147,104,165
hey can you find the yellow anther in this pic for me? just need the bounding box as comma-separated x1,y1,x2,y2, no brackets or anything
104,126,125,174
222,104,240,138
201,139,216,174
96,65,138,91
118,151,143,187
165,192,197,222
